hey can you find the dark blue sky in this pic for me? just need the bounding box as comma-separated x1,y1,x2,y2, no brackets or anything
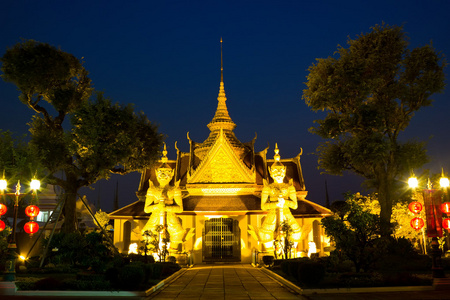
1,1,449,211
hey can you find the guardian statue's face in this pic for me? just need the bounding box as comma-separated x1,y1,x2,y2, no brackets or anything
270,166,286,184
156,168,174,186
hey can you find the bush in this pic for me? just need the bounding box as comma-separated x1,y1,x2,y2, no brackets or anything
146,255,156,264
118,263,145,290
15,277,40,291
0,231,10,271
297,261,325,287
161,262,181,277
35,277,64,290
382,272,432,287
76,271,104,281
149,263,163,279
105,267,120,287
386,237,417,257
62,279,112,290
337,260,355,273
288,260,301,278
44,231,114,271
280,261,289,275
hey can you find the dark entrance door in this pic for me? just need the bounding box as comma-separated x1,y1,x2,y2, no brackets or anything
202,218,241,262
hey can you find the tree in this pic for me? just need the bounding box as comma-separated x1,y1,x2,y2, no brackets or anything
141,225,170,262
1,40,163,232
351,192,426,253
303,24,446,236
322,195,382,272
278,221,295,259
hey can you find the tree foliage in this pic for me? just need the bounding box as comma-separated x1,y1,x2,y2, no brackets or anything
322,195,382,272
0,130,40,181
1,40,163,232
303,24,446,236
351,192,425,249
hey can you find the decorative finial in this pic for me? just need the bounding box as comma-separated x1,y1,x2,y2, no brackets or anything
274,143,280,162
271,143,284,169
158,142,171,170
161,142,168,164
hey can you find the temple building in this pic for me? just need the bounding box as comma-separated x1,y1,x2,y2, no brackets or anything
109,42,331,263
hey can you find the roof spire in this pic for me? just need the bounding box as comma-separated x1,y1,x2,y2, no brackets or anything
207,38,236,132
220,37,223,83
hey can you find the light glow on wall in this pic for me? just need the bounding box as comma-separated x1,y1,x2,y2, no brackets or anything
240,238,246,249
128,243,138,254
194,237,202,250
200,188,242,195
204,215,228,219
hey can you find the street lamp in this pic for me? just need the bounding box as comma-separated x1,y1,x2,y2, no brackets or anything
0,176,40,281
408,172,449,278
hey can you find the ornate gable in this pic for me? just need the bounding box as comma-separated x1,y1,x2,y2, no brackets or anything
187,129,255,184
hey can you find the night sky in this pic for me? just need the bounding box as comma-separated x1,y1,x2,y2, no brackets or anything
1,1,449,212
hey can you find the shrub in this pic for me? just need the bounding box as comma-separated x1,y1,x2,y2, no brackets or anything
118,264,145,290
337,260,355,273
149,263,163,279
386,237,417,257
62,279,112,290
105,267,120,287
382,272,432,287
35,277,63,290
146,255,156,264
15,277,40,290
297,261,325,287
127,261,152,282
161,262,181,277
0,231,10,271
288,260,301,278
43,231,115,271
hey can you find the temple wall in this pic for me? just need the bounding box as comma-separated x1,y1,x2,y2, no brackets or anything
112,214,330,262
113,218,144,253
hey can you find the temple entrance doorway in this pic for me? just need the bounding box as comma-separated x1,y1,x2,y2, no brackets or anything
202,218,241,262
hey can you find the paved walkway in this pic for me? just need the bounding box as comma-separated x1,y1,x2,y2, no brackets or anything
148,264,302,299
149,264,450,300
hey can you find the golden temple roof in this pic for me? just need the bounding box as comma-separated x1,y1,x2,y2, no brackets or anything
194,39,249,160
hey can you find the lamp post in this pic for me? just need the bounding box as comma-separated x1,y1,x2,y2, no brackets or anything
0,176,40,281
408,172,448,278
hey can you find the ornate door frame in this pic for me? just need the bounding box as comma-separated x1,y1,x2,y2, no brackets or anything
202,217,241,262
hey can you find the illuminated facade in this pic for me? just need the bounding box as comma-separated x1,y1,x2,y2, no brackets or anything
109,45,331,263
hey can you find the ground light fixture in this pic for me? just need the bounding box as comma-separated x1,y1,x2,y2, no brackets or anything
408,171,449,278
0,176,40,281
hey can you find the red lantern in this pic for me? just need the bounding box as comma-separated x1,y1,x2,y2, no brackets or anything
0,203,6,216
0,220,5,231
24,221,39,235
410,217,424,231
441,202,450,214
408,201,423,214
443,219,450,230
25,205,39,219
